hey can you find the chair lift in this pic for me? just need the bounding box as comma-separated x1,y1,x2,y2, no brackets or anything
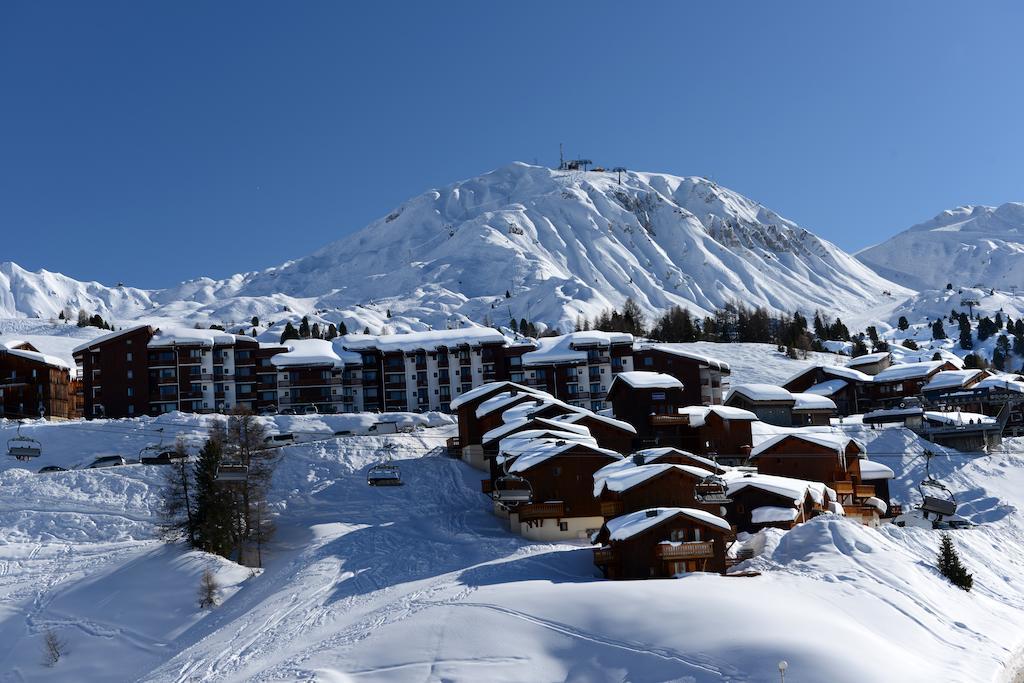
7,423,42,460
919,450,957,520
694,474,731,505
215,462,249,483
368,441,402,486
491,454,533,506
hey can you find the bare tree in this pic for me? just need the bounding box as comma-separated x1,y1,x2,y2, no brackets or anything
158,439,196,544
41,629,65,666
198,568,220,609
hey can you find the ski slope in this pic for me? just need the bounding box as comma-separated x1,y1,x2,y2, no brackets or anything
1,409,1024,681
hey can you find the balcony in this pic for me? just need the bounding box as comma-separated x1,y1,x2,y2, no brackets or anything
655,540,715,560
257,379,277,390
599,500,624,517
235,391,256,400
587,355,611,365
516,501,565,523
832,481,854,496
649,414,690,426
593,547,617,565
178,356,202,365
179,390,203,400
855,484,876,499
156,375,178,385
566,391,591,400
278,377,343,388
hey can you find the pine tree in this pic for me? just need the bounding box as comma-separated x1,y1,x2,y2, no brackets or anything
386,309,392,318
897,316,909,331
310,323,321,339
621,298,646,337
932,319,947,340
298,316,311,339
363,326,371,335
902,339,919,350
279,322,299,343
251,316,259,328
191,433,234,557
937,533,973,591
338,320,348,336
958,314,973,350
325,323,338,340
519,318,529,336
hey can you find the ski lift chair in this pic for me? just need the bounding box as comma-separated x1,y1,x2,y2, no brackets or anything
367,464,403,486
492,473,533,505
7,424,42,460
216,463,249,483
694,475,731,504
918,451,958,521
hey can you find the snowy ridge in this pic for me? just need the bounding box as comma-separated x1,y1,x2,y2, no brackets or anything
0,163,910,332
858,202,1024,291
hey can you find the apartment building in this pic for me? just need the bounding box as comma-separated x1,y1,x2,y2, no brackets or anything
72,326,730,419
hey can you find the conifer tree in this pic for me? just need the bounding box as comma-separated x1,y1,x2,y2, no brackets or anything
325,323,338,340
937,533,973,591
191,432,234,557
337,320,348,336
298,316,311,339
158,439,196,545
280,322,299,343
897,315,909,331
932,319,947,340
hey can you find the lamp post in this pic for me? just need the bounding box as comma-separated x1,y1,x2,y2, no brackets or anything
778,660,788,683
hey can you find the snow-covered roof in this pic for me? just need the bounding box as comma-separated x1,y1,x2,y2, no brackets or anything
475,392,543,418
482,416,590,444
633,447,727,472
676,405,757,427
922,370,984,392
873,361,945,383
449,381,543,410
975,374,1024,394
791,393,837,411
858,459,895,481
548,411,637,434
725,471,834,506
268,339,346,369
149,327,257,348
751,506,800,524
635,344,731,372
594,463,713,497
924,410,998,426
0,344,71,369
498,430,597,455
846,352,891,368
606,507,730,541
610,371,683,391
725,383,794,404
751,432,864,458
521,331,632,366
805,379,848,397
71,324,151,354
339,327,509,353
508,440,620,473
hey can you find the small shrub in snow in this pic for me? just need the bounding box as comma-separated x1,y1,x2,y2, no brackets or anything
198,568,220,609
41,629,65,666
937,533,973,592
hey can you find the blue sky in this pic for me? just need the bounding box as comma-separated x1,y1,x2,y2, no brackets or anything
3,1,1024,288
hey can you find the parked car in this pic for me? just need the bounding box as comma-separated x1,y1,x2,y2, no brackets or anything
264,433,295,446
367,422,398,435
301,405,318,415
89,455,126,469
38,465,67,473
279,408,297,416
333,430,353,437
140,451,188,465
257,406,278,416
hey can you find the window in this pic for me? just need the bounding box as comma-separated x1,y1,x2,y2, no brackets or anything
127,387,134,397
127,370,134,379
127,404,134,415
126,352,133,361
644,357,653,367
558,522,569,532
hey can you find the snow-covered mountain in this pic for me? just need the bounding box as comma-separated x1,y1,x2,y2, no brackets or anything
858,203,1024,291
1,163,910,331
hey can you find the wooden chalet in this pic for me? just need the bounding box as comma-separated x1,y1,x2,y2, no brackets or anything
502,440,622,541
844,351,893,376
791,392,837,426
632,447,731,474
631,344,731,405
0,341,73,419
867,360,959,411
725,472,833,533
545,411,637,454
593,507,730,579
449,381,545,457
606,371,689,442
783,366,872,417
723,384,795,427
594,463,725,520
750,433,883,526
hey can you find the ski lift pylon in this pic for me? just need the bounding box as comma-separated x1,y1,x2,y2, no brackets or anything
7,423,42,460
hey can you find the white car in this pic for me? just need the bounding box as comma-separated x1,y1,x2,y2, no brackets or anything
892,508,973,530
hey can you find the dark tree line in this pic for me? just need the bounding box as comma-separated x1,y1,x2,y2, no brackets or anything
280,315,344,343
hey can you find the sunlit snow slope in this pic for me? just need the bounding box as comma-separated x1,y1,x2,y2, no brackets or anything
858,202,1024,291
0,163,909,331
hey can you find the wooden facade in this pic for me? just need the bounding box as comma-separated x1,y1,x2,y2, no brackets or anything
0,343,72,419
597,465,724,520
593,509,729,579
